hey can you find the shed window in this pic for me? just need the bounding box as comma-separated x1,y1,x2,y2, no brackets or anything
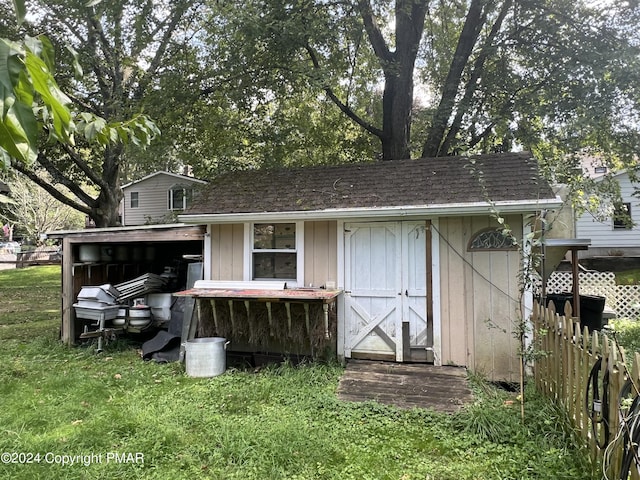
168,185,193,210
252,223,297,280
130,192,139,208
468,228,517,251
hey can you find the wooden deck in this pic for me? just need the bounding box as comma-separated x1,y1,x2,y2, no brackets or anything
337,360,474,413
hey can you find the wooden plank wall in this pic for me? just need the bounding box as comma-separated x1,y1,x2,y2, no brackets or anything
209,224,244,281
533,300,640,479
304,221,338,288
437,216,522,381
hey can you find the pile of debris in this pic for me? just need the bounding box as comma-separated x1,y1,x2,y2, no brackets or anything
74,273,176,352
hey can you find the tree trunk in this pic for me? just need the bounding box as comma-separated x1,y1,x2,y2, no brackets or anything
381,71,413,160
360,0,427,161
91,145,124,228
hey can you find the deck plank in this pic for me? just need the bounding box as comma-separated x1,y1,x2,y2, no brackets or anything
337,360,473,413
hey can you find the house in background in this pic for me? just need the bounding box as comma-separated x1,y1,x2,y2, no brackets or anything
120,171,207,226
575,160,640,258
177,152,567,382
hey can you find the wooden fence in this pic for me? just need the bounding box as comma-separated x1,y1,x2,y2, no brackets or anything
533,300,640,479
0,247,60,268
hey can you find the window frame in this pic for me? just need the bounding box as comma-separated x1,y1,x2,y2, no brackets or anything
168,185,193,211
130,191,139,208
244,221,304,286
613,202,632,230
467,227,518,251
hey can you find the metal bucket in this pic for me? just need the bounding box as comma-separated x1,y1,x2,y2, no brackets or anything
185,337,229,378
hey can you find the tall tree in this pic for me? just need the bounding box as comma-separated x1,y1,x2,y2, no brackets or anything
0,0,199,226
209,0,640,166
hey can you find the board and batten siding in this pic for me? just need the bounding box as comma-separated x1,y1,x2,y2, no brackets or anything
206,221,337,286
122,173,205,226
208,224,244,280
437,215,523,382
304,221,338,288
576,171,640,251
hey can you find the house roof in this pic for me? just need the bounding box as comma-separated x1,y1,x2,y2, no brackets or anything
180,152,561,223
121,171,207,190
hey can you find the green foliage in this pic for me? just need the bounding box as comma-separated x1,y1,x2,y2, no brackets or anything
0,0,179,226
615,269,640,286
0,170,85,242
453,379,596,478
606,319,640,354
0,33,158,166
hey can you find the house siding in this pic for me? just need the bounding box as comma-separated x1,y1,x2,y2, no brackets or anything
209,224,244,280
576,172,640,255
304,221,338,288
206,221,338,285
437,215,522,381
122,173,205,226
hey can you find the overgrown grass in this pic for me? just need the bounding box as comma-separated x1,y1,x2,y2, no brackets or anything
0,266,598,479
615,269,640,285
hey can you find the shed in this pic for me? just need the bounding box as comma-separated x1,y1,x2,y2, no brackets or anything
46,223,206,344
177,152,564,381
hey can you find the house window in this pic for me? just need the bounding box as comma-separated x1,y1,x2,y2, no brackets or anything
613,203,632,229
130,192,139,208
468,228,517,251
252,223,297,280
168,185,193,210
594,166,607,174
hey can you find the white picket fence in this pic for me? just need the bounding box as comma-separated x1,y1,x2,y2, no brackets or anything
544,271,640,319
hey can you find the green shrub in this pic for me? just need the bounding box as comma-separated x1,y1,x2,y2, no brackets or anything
606,319,640,353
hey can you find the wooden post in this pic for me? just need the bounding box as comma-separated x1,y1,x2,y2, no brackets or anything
285,302,292,336
210,299,219,332
571,248,581,320
266,302,274,336
228,300,235,332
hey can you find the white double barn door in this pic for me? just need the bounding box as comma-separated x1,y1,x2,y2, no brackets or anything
344,221,429,362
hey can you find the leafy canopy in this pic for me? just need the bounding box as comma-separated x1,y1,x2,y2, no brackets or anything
0,0,158,170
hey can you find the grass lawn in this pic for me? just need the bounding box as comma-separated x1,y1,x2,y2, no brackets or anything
0,266,597,479
615,268,640,285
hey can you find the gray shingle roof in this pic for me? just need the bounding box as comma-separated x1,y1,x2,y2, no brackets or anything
186,152,555,215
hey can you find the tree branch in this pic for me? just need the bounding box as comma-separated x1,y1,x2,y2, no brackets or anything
358,0,393,65
11,159,93,215
303,43,384,139
441,0,513,154
65,91,102,117
132,1,194,100
422,0,489,157
36,149,99,205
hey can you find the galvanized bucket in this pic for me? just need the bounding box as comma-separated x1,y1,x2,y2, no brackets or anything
185,337,229,377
